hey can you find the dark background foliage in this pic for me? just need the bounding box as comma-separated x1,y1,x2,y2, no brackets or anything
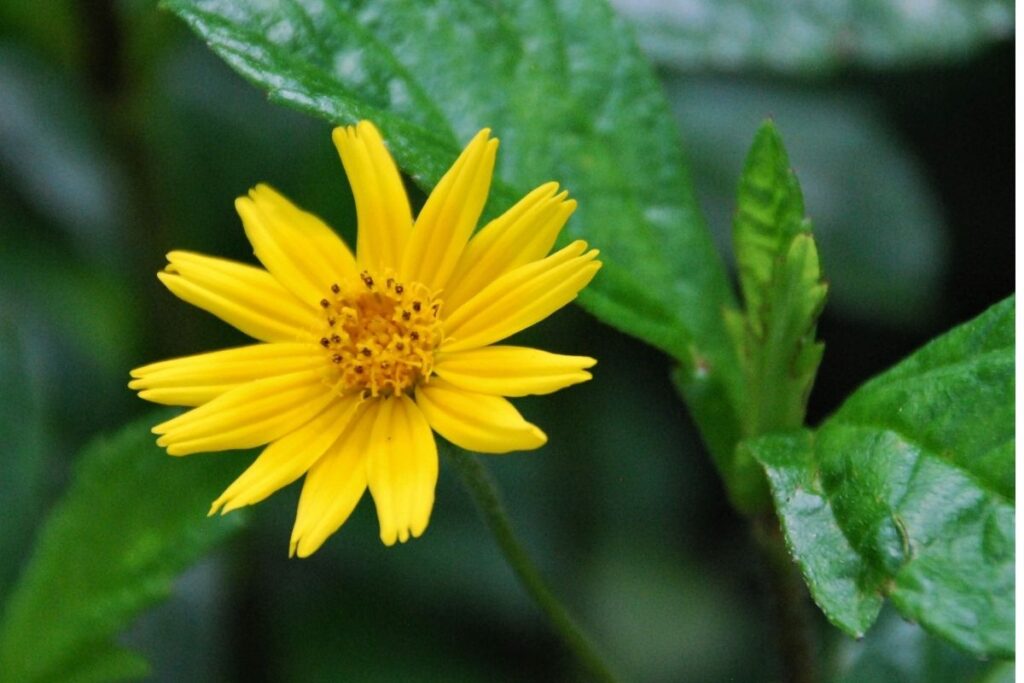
0,1,1012,681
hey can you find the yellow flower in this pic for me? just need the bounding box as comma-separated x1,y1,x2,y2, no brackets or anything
129,121,601,556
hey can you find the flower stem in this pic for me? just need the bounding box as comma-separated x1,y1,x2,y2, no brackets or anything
445,448,619,683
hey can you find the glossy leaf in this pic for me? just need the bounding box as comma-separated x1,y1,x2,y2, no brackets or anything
747,297,1014,657
163,0,743,447
614,0,1014,74
0,413,245,682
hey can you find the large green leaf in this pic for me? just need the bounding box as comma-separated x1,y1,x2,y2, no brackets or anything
0,414,245,682
163,0,742,430
616,0,1014,74
746,297,1014,657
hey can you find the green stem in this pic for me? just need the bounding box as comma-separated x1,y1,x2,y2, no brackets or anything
445,448,619,683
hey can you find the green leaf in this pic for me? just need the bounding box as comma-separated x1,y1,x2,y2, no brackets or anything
747,297,1014,657
162,0,743,447
720,122,826,511
730,122,826,433
732,121,811,323
669,80,950,328
0,413,245,681
833,296,1014,499
616,0,1014,75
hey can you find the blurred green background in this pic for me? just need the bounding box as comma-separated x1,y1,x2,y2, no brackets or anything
0,1,1012,681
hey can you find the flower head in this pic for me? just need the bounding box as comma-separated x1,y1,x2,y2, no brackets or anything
130,121,600,556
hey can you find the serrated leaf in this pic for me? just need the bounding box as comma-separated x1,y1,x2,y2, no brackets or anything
733,121,811,326
162,0,743,451
723,123,826,510
614,0,1014,75
746,234,826,419
669,81,950,327
747,297,1015,657
731,123,826,433
0,413,245,682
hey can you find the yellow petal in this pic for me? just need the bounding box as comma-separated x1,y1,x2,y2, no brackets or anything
153,369,334,456
289,401,376,558
415,379,546,454
210,395,361,514
444,183,576,314
332,121,413,271
159,251,318,343
400,129,498,292
366,396,439,545
433,346,595,397
441,241,601,353
236,184,360,305
130,342,323,406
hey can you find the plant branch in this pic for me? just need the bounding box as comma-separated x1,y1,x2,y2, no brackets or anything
445,448,619,683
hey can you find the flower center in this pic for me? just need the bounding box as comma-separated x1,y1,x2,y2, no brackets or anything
318,270,443,398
